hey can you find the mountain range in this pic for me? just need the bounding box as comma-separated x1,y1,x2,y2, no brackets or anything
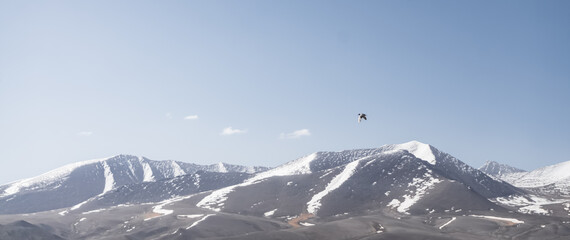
0,155,268,214
1,141,569,240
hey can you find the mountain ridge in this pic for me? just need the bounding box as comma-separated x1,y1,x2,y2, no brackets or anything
196,141,523,217
0,154,269,214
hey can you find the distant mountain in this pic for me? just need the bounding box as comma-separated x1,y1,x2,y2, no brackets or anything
0,155,268,214
481,160,570,196
479,161,526,179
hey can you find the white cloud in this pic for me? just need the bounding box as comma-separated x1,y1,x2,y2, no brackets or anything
78,131,93,137
221,127,247,136
280,129,311,139
184,115,199,120
166,112,173,119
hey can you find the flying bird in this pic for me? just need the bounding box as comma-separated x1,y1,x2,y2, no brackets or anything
358,113,367,123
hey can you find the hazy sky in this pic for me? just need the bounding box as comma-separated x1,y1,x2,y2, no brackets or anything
1,1,569,184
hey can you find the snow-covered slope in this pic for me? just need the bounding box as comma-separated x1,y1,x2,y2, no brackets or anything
0,155,268,214
195,145,404,212
482,160,570,195
3,141,570,240
506,161,570,188
66,171,253,214
0,141,532,217
196,141,522,217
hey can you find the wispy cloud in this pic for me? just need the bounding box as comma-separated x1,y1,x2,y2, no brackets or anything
280,129,311,139
166,112,173,119
221,127,247,136
184,115,199,120
78,131,93,137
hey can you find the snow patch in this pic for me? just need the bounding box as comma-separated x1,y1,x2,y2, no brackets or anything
493,195,564,215
141,158,155,182
217,162,228,173
439,217,456,229
152,203,174,216
388,199,401,209
73,217,87,227
194,173,201,187
307,159,361,214
196,185,235,212
299,222,315,226
186,214,214,229
70,199,89,211
171,161,186,177
470,215,524,224
101,161,116,194
387,173,441,213
264,209,277,217
145,195,195,221
126,160,135,179
177,214,204,219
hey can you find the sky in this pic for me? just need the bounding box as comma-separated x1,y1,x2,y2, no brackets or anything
1,1,569,185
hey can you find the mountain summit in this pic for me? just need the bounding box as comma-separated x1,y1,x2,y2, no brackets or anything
479,160,526,179
381,140,437,164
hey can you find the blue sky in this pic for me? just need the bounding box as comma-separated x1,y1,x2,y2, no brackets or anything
1,1,569,184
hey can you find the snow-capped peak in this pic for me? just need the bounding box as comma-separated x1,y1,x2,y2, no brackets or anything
479,161,526,178
382,140,436,165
